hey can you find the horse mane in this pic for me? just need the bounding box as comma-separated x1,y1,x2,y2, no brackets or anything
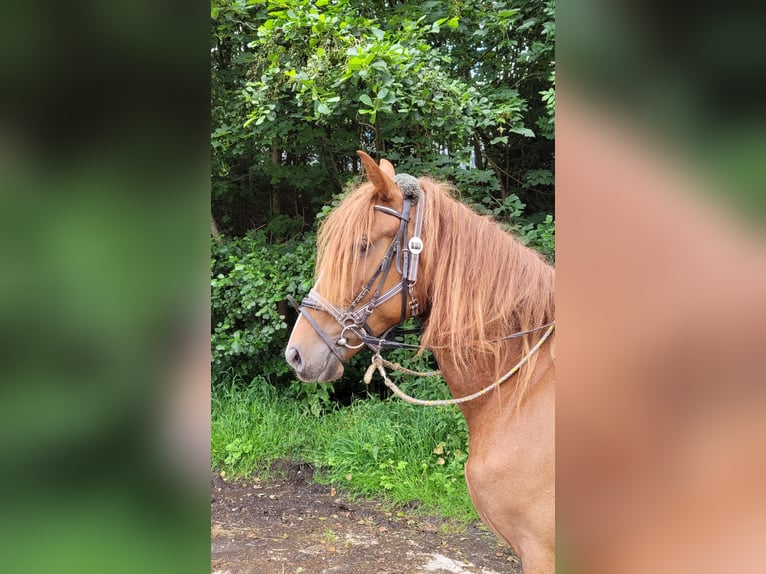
416,178,555,399
314,176,555,400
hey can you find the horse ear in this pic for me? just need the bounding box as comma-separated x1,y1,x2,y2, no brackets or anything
357,150,397,202
379,158,396,178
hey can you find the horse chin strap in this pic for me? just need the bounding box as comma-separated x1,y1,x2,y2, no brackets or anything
292,174,426,356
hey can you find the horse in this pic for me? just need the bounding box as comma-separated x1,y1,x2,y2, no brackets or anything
285,151,556,573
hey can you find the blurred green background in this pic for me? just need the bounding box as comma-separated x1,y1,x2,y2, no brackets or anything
559,0,766,220
0,1,210,572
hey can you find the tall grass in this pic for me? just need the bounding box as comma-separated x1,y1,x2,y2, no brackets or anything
211,380,478,522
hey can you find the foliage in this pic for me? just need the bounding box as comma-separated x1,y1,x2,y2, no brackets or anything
319,397,470,517
473,194,555,262
211,381,478,522
245,0,528,149
211,0,555,234
211,231,316,388
518,213,555,263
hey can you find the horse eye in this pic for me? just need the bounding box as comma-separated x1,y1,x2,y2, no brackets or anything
359,239,370,254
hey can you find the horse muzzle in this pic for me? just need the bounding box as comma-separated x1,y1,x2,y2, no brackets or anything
284,341,345,382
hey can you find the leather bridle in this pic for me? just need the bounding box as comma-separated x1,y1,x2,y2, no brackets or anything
288,174,426,358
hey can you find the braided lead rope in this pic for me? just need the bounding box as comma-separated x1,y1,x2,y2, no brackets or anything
363,323,555,407
377,358,440,378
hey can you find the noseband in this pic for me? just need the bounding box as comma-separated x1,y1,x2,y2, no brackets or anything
288,174,426,359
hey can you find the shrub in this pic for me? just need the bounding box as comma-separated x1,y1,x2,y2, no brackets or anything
211,230,316,389
517,213,555,263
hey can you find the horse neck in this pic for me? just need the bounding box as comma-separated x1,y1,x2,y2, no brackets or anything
417,183,554,426
430,338,528,425
417,184,554,353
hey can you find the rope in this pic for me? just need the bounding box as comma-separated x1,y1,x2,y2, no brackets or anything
359,319,557,351
363,323,555,406
378,357,440,378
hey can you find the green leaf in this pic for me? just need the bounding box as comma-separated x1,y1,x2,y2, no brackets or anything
347,57,363,71
316,102,330,115
510,127,535,138
517,18,538,32
359,94,373,106
446,16,459,29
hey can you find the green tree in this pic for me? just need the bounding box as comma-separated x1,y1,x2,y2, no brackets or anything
211,0,554,235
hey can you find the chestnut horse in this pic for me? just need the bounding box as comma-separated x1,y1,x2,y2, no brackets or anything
285,151,555,573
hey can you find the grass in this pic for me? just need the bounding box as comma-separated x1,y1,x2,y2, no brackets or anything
211,380,479,523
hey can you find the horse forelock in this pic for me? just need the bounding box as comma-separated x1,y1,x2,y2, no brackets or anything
314,182,378,307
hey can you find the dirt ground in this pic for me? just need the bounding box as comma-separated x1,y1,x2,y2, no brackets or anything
211,461,521,574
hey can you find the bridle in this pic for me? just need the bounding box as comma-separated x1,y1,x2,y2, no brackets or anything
288,173,426,359
287,173,556,373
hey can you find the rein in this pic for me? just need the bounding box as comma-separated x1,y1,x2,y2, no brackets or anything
290,173,555,406
360,319,557,351
364,323,555,406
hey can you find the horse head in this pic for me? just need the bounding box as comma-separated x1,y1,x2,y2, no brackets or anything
285,151,424,382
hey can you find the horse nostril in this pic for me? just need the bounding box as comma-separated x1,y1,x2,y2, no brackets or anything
286,346,302,369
